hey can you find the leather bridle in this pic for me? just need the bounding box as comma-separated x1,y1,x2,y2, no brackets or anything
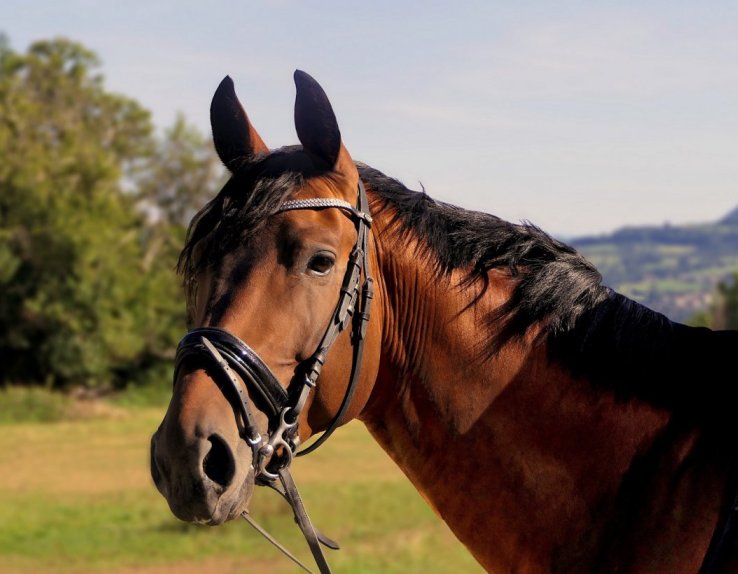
173,180,373,574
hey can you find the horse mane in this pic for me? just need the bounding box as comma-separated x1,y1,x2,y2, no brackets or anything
551,292,738,420
357,163,611,355
550,292,676,398
361,164,738,418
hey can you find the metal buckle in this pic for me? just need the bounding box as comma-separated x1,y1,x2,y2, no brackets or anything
257,408,298,481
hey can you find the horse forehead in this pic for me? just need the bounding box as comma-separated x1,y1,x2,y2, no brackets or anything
279,186,359,241
278,205,353,243
292,174,353,201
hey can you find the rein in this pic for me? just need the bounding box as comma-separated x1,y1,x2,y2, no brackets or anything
173,180,373,574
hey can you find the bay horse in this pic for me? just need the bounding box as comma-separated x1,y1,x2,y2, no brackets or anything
150,70,738,573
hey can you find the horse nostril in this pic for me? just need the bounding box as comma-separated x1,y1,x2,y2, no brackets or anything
151,447,162,485
202,434,235,488
150,435,165,488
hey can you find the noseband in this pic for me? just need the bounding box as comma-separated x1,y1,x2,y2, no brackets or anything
173,180,373,573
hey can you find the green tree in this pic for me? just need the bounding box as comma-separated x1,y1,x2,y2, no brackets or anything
691,273,738,330
0,37,215,389
134,113,224,274
129,115,225,380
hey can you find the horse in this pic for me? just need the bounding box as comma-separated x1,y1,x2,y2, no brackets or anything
150,70,738,573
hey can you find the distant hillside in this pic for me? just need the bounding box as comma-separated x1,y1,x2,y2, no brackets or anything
721,206,738,226
570,207,738,323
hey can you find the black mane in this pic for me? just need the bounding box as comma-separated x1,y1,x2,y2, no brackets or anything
551,293,737,420
358,164,611,354
360,164,738,419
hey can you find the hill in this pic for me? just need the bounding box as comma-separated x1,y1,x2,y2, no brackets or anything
570,207,738,323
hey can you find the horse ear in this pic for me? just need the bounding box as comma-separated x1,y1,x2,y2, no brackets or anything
210,76,269,172
293,70,342,169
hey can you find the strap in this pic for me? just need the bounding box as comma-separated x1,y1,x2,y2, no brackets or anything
297,277,374,456
176,328,289,417
242,512,315,574
241,468,338,574
296,181,373,456
278,197,372,225
280,468,333,574
261,479,340,550
200,336,262,447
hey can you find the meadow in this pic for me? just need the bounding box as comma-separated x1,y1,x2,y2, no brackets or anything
0,389,483,574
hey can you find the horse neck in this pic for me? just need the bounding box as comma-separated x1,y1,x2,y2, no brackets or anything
359,216,735,573
364,222,527,435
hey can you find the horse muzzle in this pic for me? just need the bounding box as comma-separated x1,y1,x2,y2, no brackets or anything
149,403,257,525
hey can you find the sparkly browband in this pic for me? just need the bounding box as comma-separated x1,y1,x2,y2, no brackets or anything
277,198,372,224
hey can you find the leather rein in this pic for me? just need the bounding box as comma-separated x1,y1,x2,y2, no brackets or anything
173,180,373,574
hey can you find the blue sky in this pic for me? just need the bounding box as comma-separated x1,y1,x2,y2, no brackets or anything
3,1,737,236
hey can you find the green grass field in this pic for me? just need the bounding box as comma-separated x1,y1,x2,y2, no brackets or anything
0,392,483,574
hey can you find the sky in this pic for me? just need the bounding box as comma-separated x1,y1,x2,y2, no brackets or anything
3,1,737,237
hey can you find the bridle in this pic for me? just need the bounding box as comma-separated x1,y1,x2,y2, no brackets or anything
173,180,373,574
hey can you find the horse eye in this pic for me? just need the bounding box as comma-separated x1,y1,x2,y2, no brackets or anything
307,254,335,276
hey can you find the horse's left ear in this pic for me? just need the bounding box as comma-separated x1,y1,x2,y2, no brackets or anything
294,70,354,175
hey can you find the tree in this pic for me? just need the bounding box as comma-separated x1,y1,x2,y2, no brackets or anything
134,113,225,273
0,37,217,389
691,274,738,330
130,115,225,379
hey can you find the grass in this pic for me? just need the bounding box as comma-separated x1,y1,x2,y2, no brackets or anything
0,394,483,573
0,386,76,424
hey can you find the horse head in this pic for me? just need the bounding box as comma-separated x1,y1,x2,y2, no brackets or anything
150,71,381,526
